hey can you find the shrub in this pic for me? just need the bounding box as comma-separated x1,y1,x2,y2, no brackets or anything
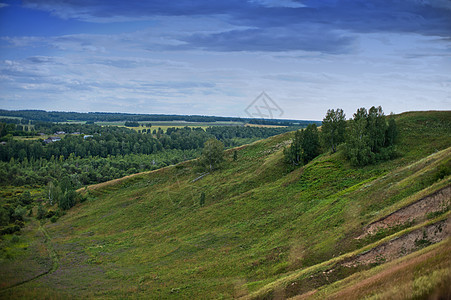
46,209,56,218
199,192,206,207
11,235,20,243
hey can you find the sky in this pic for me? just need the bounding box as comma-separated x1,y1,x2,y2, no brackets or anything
0,0,450,120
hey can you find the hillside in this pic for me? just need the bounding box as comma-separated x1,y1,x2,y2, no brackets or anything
1,111,450,299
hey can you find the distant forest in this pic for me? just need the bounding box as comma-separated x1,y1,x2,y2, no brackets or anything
0,109,320,126
0,111,311,188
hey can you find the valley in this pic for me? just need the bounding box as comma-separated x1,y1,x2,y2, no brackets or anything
0,111,449,299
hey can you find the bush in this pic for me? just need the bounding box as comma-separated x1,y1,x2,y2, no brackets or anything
435,162,451,181
11,235,20,243
0,224,21,235
198,139,224,171
20,191,33,205
12,205,27,222
199,192,206,207
46,209,56,218
0,207,10,226
14,220,25,228
37,204,46,220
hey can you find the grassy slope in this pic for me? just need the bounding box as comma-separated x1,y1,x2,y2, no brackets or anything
1,111,450,299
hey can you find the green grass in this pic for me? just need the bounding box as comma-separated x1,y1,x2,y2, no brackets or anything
1,111,450,299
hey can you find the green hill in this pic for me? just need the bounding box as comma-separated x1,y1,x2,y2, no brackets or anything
1,111,450,299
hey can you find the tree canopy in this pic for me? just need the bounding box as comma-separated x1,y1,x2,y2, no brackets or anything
345,106,398,166
198,138,225,171
321,108,346,153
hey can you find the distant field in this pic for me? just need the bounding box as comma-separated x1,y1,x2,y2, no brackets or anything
244,123,286,128
96,120,243,126
14,136,46,141
96,120,244,133
0,116,22,120
128,125,210,133
8,120,289,139
55,121,87,124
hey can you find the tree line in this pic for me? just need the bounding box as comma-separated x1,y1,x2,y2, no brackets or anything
284,106,398,167
0,109,316,126
0,124,296,163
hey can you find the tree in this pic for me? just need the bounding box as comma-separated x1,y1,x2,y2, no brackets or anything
13,205,27,222
367,106,386,153
20,191,33,205
345,111,373,166
321,108,346,153
233,150,238,161
199,138,224,171
385,116,398,146
284,130,303,166
59,189,77,210
48,181,62,206
37,203,46,220
345,106,396,166
301,124,320,163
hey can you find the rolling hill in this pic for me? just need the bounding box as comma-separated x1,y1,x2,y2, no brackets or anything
1,111,450,299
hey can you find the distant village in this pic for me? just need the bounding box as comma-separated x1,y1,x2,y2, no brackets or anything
43,131,93,144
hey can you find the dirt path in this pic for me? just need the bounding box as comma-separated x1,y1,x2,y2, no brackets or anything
0,223,59,293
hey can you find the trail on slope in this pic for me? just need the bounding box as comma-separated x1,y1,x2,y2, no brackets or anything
0,223,59,293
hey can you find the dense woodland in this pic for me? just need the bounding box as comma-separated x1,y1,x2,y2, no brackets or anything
0,122,294,186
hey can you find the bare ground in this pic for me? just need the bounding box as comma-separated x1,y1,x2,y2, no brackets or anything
358,185,450,239
344,218,450,268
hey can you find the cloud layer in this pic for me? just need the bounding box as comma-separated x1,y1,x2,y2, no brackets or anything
0,0,450,119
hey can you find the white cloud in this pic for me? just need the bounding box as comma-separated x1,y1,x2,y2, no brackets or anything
249,0,306,8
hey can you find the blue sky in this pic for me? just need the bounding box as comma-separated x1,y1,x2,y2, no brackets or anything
0,0,450,120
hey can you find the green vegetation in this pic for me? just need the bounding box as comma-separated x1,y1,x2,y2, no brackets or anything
0,110,450,299
198,138,225,171
0,109,320,126
321,108,346,153
285,106,397,169
0,122,298,184
345,106,397,166
0,113,304,240
284,124,320,167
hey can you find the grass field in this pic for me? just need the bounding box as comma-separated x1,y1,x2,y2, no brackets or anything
96,121,287,132
0,111,450,299
96,120,245,132
244,123,287,128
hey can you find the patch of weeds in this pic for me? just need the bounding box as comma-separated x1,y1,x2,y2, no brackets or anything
426,206,450,220
373,254,386,266
359,221,414,247
11,234,20,243
434,161,451,181
414,230,432,249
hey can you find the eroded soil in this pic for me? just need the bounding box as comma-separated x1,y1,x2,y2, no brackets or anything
358,185,450,239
